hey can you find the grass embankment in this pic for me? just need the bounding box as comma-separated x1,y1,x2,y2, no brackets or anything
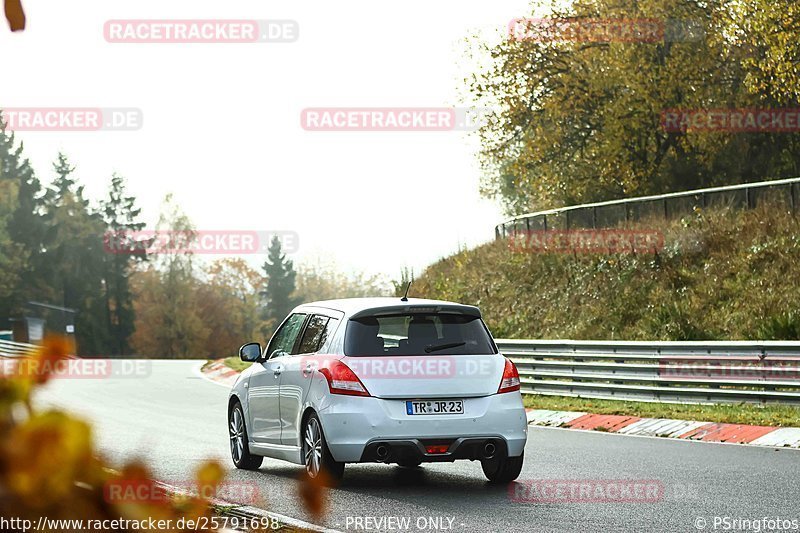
223,356,252,372
414,204,800,425
523,395,800,427
414,204,800,340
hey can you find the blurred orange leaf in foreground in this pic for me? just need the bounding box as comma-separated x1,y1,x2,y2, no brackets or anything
298,471,329,520
4,0,25,31
0,336,327,530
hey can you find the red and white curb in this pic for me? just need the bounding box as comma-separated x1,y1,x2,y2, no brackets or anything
526,409,800,448
200,360,240,387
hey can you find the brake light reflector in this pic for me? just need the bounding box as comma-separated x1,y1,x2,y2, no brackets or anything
498,358,521,393
319,360,371,397
425,445,449,454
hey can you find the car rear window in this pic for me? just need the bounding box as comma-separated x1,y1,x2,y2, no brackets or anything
344,313,497,356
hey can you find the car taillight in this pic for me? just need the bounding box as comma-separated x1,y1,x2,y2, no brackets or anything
497,358,521,393
319,360,371,397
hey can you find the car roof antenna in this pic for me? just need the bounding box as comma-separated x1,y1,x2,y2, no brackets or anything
400,281,412,302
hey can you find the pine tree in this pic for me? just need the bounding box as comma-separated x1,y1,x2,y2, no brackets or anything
100,173,146,355
41,153,111,355
0,113,45,315
260,236,298,333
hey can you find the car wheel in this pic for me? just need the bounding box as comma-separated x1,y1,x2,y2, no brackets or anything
229,403,263,470
303,412,344,482
481,453,524,483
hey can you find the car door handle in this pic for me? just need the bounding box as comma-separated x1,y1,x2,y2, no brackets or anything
273,366,283,377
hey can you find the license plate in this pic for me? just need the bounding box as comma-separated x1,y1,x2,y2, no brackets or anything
405,400,464,415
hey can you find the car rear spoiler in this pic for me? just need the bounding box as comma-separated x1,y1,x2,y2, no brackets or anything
349,304,482,320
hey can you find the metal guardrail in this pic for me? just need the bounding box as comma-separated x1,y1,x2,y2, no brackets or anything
495,176,800,240
0,339,39,358
496,339,800,405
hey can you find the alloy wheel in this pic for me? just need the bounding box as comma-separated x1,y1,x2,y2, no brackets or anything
304,417,323,478
230,407,245,464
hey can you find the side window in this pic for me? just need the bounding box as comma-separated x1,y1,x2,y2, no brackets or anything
297,315,331,354
322,318,340,351
267,313,307,359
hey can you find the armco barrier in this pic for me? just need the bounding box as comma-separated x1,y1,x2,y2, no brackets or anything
495,176,800,240
0,339,39,358
496,339,800,405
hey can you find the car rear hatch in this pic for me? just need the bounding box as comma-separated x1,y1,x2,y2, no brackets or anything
342,306,504,399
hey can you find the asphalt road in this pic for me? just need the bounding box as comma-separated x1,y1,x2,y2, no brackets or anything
36,360,800,533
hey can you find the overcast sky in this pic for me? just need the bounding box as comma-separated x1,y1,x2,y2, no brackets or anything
1,0,536,279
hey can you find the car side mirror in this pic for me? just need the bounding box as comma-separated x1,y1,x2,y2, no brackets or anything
239,342,262,362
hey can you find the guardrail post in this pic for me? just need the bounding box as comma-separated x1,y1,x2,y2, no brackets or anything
592,207,597,229
542,215,547,231
792,183,797,215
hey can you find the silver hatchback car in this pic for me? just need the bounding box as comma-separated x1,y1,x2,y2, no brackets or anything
228,297,527,483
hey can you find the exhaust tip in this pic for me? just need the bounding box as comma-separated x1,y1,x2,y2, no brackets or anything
483,442,496,459
375,445,389,461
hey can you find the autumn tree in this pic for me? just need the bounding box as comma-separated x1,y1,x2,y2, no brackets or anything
130,195,207,358
470,0,800,214
293,260,390,303
730,0,800,104
196,259,264,356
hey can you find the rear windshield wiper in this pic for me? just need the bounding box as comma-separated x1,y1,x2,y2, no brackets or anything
424,341,466,353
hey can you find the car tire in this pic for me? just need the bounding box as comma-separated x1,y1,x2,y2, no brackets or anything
229,402,263,470
481,453,523,483
303,412,344,483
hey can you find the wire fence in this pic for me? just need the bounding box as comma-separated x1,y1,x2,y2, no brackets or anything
495,177,800,240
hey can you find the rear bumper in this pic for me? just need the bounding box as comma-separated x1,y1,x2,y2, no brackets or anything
318,392,527,463
360,436,509,463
